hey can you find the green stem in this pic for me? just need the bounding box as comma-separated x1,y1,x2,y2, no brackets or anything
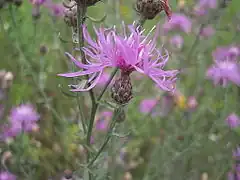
87,107,120,167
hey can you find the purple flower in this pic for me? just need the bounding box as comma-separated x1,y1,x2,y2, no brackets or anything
58,23,178,92
47,3,65,17
226,113,240,129
206,58,240,87
228,172,240,180
200,25,215,38
212,45,240,61
194,0,217,15
233,147,240,159
163,13,192,33
95,111,112,131
29,0,46,5
8,104,40,134
169,35,184,49
139,98,158,114
0,171,16,180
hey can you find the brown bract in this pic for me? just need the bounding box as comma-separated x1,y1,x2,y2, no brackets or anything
136,0,172,20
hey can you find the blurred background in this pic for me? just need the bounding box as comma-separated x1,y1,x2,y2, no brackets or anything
0,0,240,179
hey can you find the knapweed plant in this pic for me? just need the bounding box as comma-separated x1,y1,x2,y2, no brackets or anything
0,0,240,179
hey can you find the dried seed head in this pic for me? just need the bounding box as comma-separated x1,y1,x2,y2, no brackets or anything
111,73,133,105
135,0,171,20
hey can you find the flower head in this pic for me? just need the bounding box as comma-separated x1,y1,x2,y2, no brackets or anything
212,45,240,61
58,23,178,92
200,25,215,38
194,0,217,16
206,59,240,87
29,0,46,5
139,98,158,114
136,0,172,20
8,104,40,134
0,171,16,180
163,13,192,33
169,35,184,49
226,113,240,129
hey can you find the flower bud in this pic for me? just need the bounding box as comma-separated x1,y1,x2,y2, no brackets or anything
187,96,198,111
63,1,77,27
111,72,133,105
1,71,14,89
135,0,171,20
39,45,48,55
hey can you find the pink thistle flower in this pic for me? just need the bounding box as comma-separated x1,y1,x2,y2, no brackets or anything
194,0,217,16
6,104,40,136
169,35,184,49
58,23,178,92
206,59,240,87
200,25,215,38
0,171,16,180
226,113,240,129
139,98,158,114
163,13,192,33
212,45,240,61
47,3,65,17
29,0,46,5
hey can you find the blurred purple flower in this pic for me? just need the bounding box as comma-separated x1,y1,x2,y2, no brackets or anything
169,35,184,49
159,93,174,117
226,113,240,129
8,104,40,135
163,13,192,33
200,25,215,38
206,59,240,87
0,171,16,180
29,0,46,5
58,23,178,92
198,0,217,9
194,0,217,16
139,98,158,114
95,111,113,131
187,96,198,111
212,45,240,61
228,172,240,180
233,147,240,158
47,3,65,17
